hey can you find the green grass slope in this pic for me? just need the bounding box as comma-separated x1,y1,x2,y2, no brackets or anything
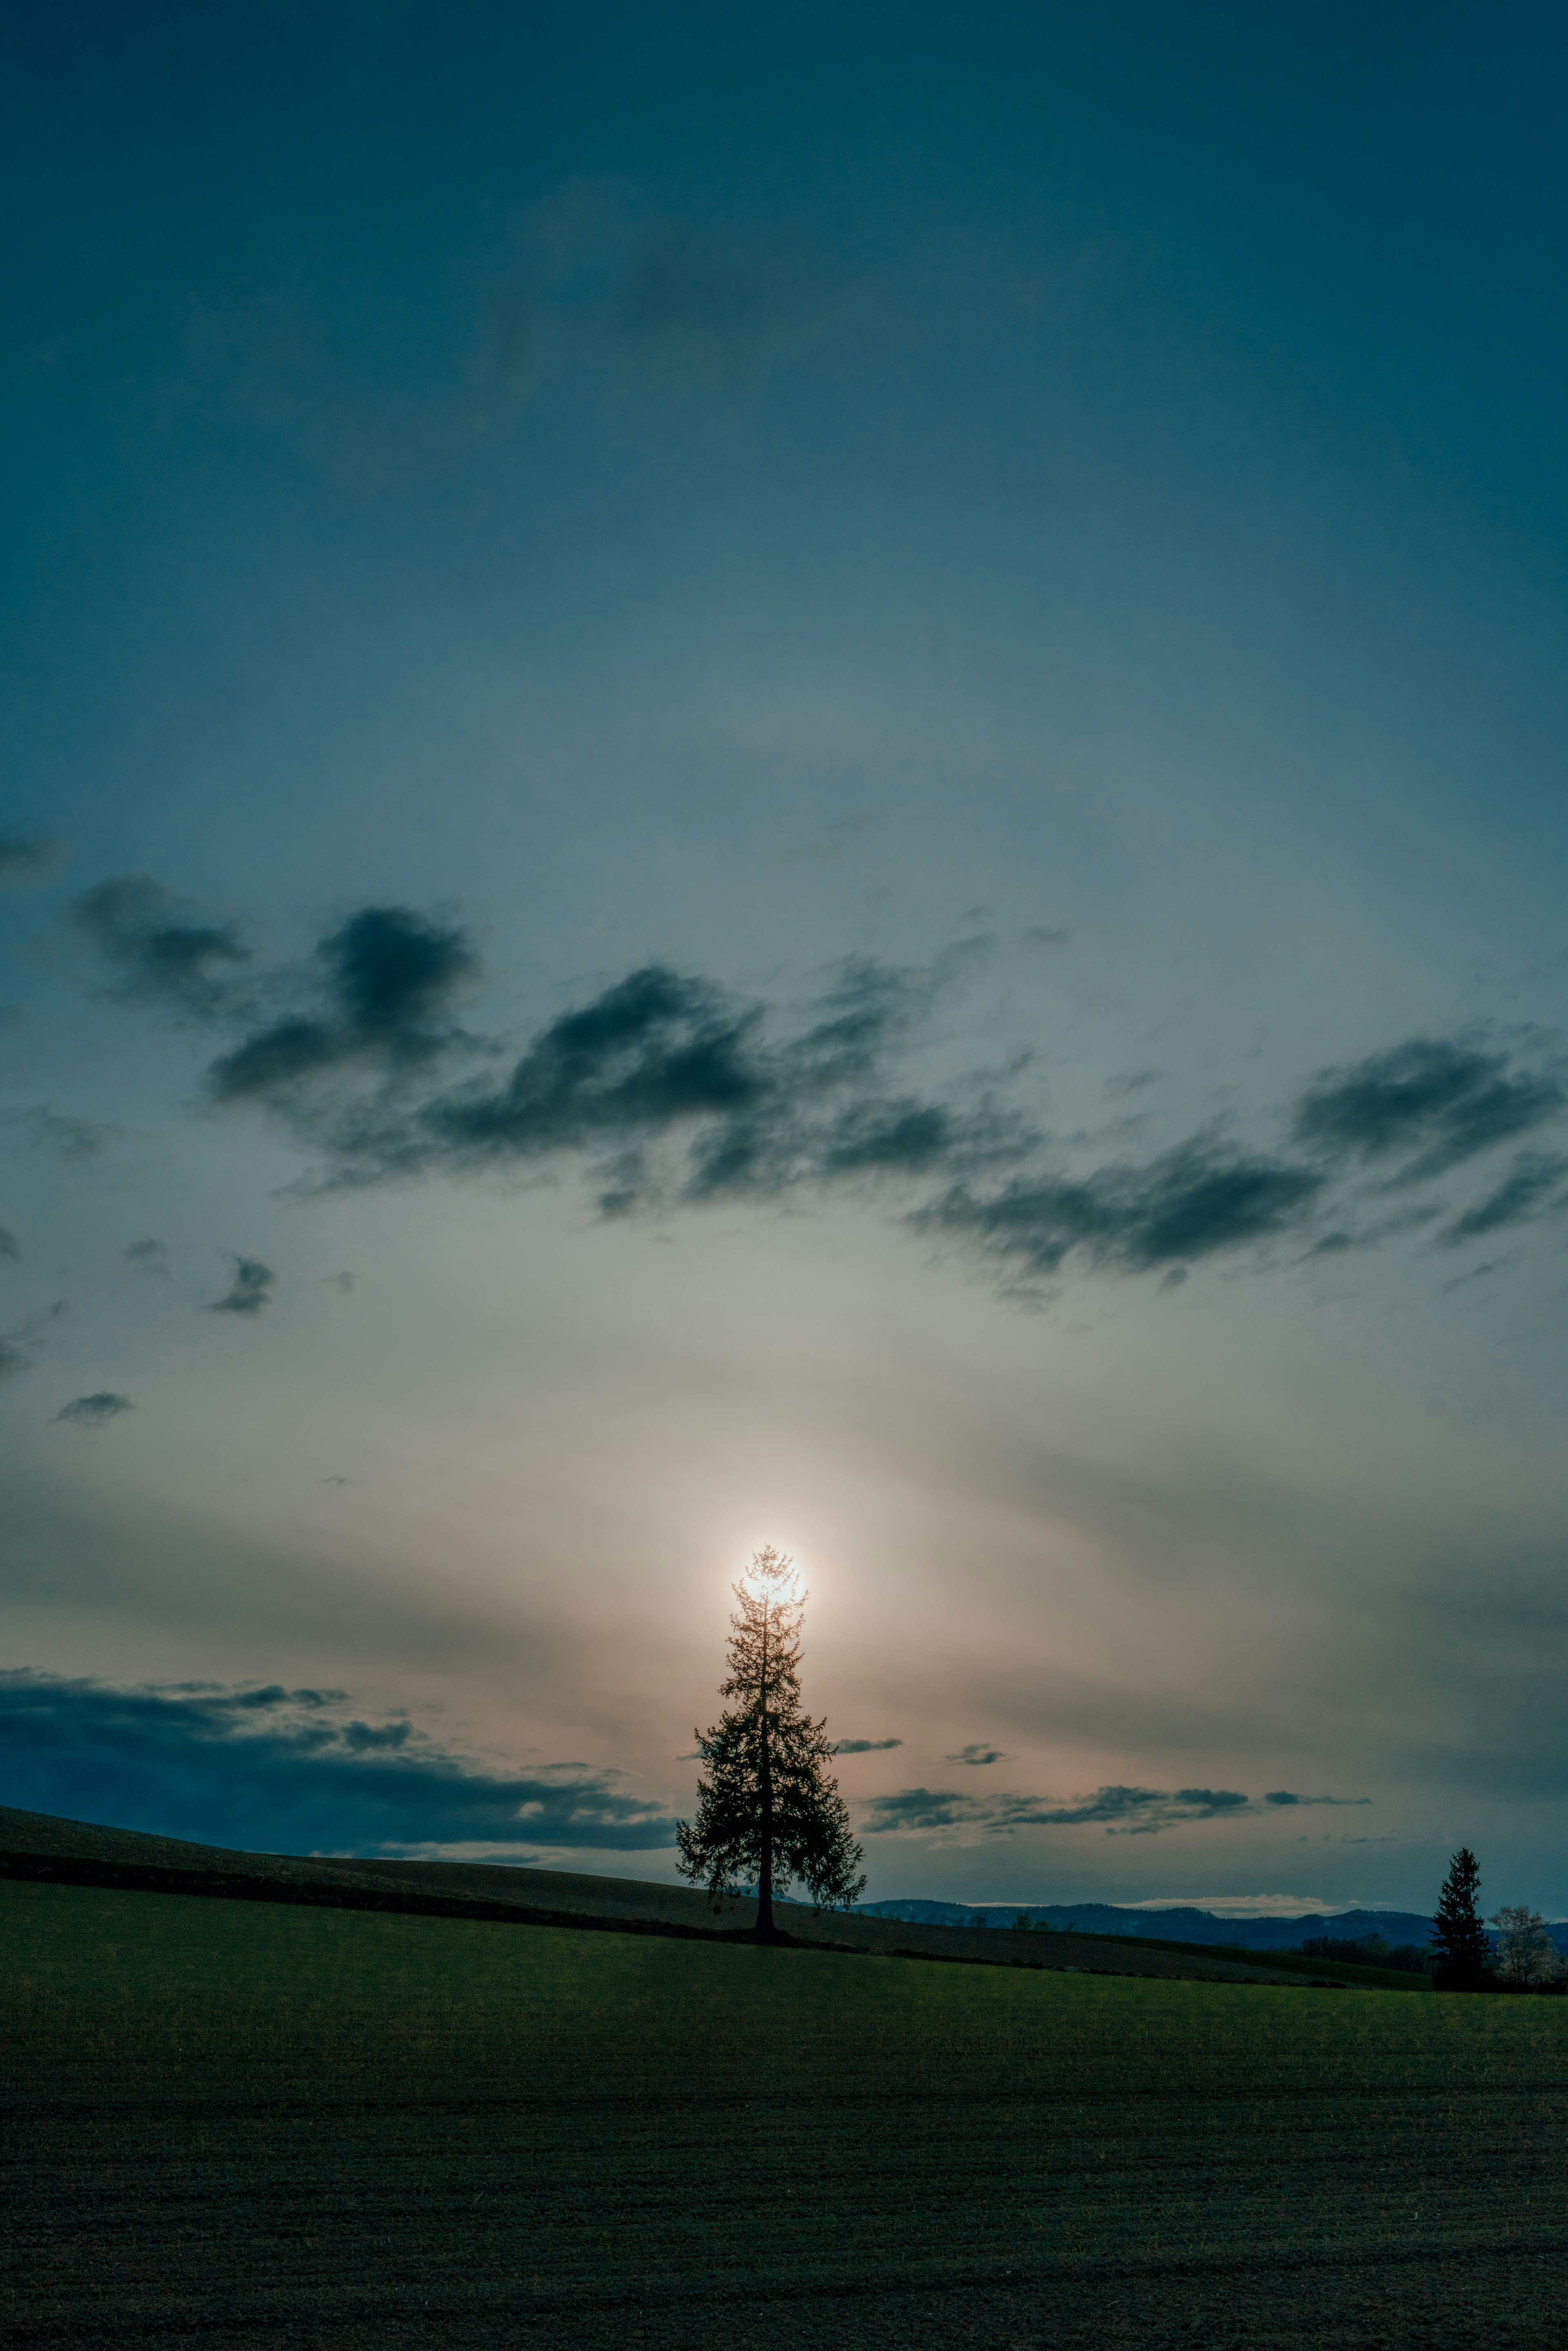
0,1803,1333,1984
5,1877,1568,2349
1076,1925,1433,1991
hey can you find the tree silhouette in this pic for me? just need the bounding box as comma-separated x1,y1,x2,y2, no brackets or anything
1489,1906,1566,1988
676,1545,866,1941
1430,1847,1491,1990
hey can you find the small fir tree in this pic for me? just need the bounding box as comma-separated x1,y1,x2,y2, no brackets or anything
1430,1847,1491,1990
676,1546,866,1941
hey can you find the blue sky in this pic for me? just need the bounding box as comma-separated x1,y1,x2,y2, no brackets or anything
3,1,1567,1915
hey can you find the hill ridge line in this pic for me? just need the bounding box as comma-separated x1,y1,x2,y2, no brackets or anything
0,1805,1362,1987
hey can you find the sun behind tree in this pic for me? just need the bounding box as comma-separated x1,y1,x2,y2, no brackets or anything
676,1545,866,1942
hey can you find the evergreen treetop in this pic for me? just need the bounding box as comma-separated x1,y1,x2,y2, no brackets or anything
1430,1846,1491,1990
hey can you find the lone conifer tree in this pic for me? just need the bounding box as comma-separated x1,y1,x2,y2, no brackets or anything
1430,1847,1491,1990
676,1546,866,1941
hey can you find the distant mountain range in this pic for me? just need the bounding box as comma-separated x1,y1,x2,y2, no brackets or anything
856,1899,1568,1954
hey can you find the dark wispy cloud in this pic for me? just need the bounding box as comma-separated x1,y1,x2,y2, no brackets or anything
833,1736,903,1753
0,831,66,887
72,876,251,1016
76,885,1568,1288
414,960,1018,1206
210,1257,274,1315
186,920,1026,1209
1263,1790,1371,1808
916,1145,1326,1279
0,1301,66,1382
0,1671,677,1856
0,1227,19,1261
1293,1038,1564,1184
861,1783,1258,1838
208,907,477,1103
125,1237,170,1276
53,1392,133,1429
946,1743,1009,1765
1439,1151,1568,1246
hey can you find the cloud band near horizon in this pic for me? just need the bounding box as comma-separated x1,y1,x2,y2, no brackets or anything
862,1784,1370,1838
0,1671,677,1858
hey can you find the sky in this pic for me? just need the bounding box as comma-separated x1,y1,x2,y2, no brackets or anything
3,0,1567,1918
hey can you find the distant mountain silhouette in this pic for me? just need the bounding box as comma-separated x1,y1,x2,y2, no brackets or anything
858,1898,1568,1954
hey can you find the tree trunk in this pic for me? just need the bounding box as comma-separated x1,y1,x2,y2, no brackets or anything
755,1604,777,1942
755,1807,775,1940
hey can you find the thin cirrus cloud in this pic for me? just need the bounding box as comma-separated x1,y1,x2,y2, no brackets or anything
1439,1151,1568,1248
70,882,1568,1288
0,831,67,887
0,1671,677,1856
184,183,851,494
52,1392,133,1429
862,1785,1368,1839
71,874,252,1016
14,1109,118,1162
0,1302,66,1383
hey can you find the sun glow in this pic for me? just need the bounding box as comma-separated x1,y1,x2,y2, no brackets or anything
741,1543,801,1603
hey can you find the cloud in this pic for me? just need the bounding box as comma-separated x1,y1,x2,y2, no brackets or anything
0,1670,677,1856
1262,1790,1371,1808
861,1783,1256,1838
0,832,66,887
194,928,1027,1210
125,1238,169,1276
52,1392,133,1429
946,1743,1008,1765
1292,1038,1564,1183
72,876,250,1016
77,883,1568,1292
1440,1152,1568,1246
833,1737,904,1753
209,907,478,1104
1125,1893,1344,1918
210,1257,275,1315
615,215,839,381
918,1144,1326,1278
0,1227,18,1261
0,1300,66,1381
13,1109,117,1162
419,961,899,1188
181,188,847,492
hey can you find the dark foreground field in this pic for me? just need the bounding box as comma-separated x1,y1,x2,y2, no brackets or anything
6,1879,1568,2350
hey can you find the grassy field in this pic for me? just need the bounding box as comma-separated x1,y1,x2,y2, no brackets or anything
6,1879,1568,2349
